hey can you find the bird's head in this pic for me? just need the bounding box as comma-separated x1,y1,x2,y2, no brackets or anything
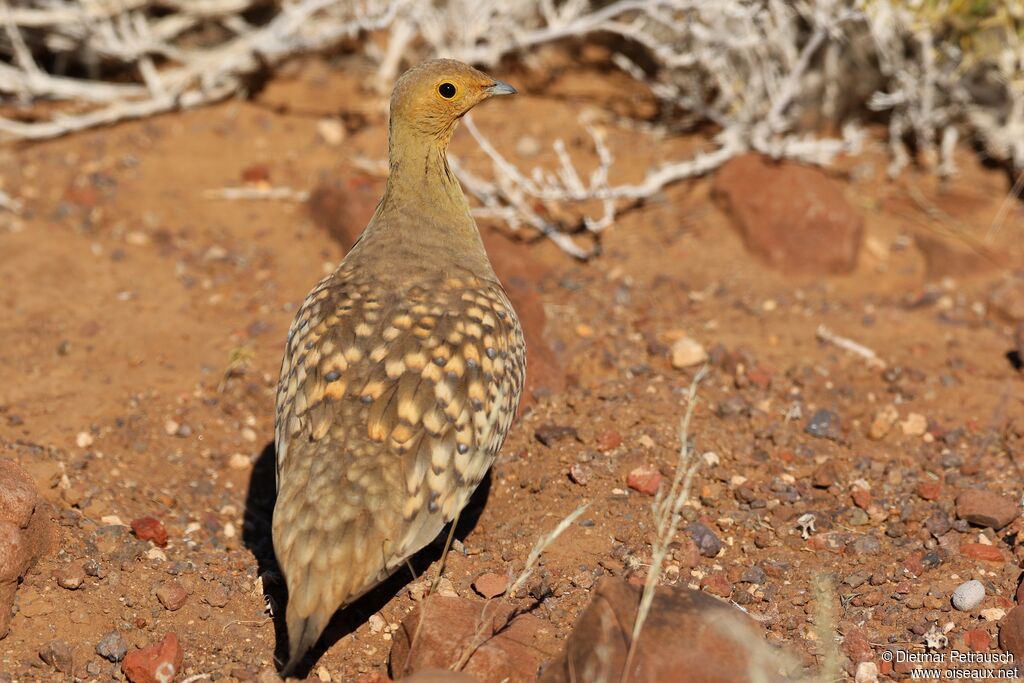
389,58,516,144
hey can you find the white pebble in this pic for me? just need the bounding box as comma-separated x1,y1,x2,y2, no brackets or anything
163,419,180,436
316,118,345,147
223,522,236,539
951,579,985,611
855,661,879,683
981,607,1006,621
146,547,167,562
671,337,707,369
100,515,124,526
228,453,251,470
76,431,93,448
367,614,385,634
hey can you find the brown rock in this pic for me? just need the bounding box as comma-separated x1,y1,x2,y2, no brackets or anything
0,459,57,639
390,595,554,683
851,487,872,510
914,233,1006,280
307,174,383,251
39,640,75,674
961,543,1005,563
156,581,188,611
0,459,37,529
712,154,863,275
990,276,1024,322
963,628,991,652
539,577,775,683
699,572,732,598
596,430,622,452
627,466,662,496
122,633,184,683
1000,606,1024,661
916,481,941,501
956,490,1019,530
402,671,479,683
812,461,839,489
131,517,168,547
841,625,873,663
472,573,509,599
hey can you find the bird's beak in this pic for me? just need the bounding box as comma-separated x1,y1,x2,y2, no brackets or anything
485,80,517,97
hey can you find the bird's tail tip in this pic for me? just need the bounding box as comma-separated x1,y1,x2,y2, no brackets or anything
279,613,326,678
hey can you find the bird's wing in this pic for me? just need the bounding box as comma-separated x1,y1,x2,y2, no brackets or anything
272,267,524,624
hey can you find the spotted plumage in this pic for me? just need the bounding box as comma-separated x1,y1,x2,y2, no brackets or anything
272,59,524,674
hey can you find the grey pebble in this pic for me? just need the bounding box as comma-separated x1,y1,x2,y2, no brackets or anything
96,631,128,662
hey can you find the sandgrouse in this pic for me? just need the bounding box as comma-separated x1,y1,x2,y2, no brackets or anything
272,59,525,673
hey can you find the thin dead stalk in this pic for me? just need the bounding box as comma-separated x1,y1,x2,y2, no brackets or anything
620,366,707,683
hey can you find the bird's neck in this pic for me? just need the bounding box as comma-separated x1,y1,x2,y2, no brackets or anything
361,124,493,277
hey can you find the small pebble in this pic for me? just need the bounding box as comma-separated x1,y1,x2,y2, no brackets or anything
131,517,168,547
96,631,129,662
952,579,985,611
76,431,93,448
156,580,188,611
686,521,722,558
472,572,509,599
670,337,707,369
626,466,661,495
900,413,928,436
805,410,842,441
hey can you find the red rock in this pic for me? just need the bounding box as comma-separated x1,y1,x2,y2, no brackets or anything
356,674,394,683
1000,606,1024,662
241,163,270,184
156,581,188,611
904,552,924,577
711,154,863,275
472,572,509,599
963,629,991,652
627,466,662,496
747,367,772,389
841,625,873,663
916,481,941,501
961,543,1005,563
390,595,553,683
122,633,184,683
0,459,57,639
851,487,872,510
699,572,732,598
0,459,37,529
675,537,702,569
402,671,479,683
65,185,98,208
956,490,1019,530
307,174,383,250
131,517,168,547
538,577,770,683
596,430,622,452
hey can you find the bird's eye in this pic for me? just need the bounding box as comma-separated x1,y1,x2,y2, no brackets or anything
438,82,457,99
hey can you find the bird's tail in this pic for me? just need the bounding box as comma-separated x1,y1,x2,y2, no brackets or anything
280,605,331,678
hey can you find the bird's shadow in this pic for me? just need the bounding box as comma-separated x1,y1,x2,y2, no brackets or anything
242,440,492,679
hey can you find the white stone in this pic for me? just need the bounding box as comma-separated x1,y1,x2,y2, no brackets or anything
671,337,708,369
855,661,879,683
951,579,985,611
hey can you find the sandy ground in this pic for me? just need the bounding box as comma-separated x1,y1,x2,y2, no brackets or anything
1,55,1023,682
